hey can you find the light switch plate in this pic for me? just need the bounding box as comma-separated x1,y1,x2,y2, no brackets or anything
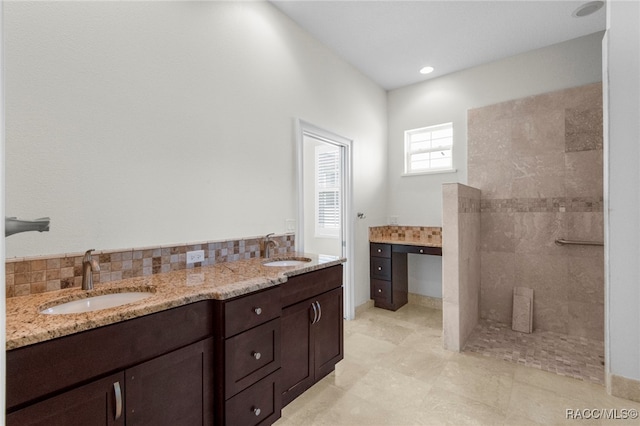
388,216,399,225
285,219,296,232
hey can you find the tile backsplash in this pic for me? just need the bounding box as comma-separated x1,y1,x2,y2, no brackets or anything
5,234,295,298
369,225,442,245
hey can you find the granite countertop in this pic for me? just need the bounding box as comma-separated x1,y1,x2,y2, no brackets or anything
6,253,344,351
368,236,442,248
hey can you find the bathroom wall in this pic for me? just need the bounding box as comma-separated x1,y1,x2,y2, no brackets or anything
604,0,640,401
442,183,481,351
386,32,603,298
468,82,604,341
3,1,388,308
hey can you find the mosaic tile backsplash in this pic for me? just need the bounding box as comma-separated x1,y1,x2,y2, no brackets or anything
5,234,295,298
369,226,442,246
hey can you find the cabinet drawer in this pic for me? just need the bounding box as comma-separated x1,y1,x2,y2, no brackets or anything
225,319,281,397
226,371,281,426
370,257,391,280
281,265,343,308
224,287,281,338
371,279,391,304
392,244,442,256
370,243,391,258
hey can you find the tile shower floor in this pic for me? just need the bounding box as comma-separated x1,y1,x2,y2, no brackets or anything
275,303,639,425
463,319,605,385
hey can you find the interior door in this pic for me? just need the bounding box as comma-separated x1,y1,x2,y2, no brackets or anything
297,120,354,320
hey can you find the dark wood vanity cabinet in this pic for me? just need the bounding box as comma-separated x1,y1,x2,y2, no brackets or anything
280,265,344,407
6,371,126,426
370,242,442,311
213,286,282,426
6,302,215,426
6,264,344,426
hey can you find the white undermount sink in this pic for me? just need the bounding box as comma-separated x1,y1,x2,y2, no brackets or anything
40,292,153,315
263,257,312,267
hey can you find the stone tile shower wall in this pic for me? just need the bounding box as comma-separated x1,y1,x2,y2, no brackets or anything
442,183,481,352
5,234,295,298
468,82,604,341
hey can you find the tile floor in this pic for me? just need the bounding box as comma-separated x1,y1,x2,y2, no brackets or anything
464,318,605,385
274,303,640,425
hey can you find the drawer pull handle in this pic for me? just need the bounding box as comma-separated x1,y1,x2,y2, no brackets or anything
253,407,261,417
252,351,262,360
377,266,382,271
113,381,123,421
316,301,322,323
253,307,262,315
378,289,382,293
377,249,382,253
420,249,424,253
311,301,318,324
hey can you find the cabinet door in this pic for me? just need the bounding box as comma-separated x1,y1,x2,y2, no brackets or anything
280,298,315,407
313,287,344,379
6,372,125,426
125,338,214,426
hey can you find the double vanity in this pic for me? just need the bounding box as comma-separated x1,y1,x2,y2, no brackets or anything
5,254,344,426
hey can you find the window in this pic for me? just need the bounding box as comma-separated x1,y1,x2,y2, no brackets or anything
404,122,454,175
315,145,341,238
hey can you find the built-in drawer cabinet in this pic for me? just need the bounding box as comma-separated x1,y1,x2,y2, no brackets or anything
370,242,443,311
371,279,392,305
214,286,282,426
369,243,407,311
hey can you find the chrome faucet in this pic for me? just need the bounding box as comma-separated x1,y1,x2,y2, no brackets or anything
264,233,279,259
82,249,101,290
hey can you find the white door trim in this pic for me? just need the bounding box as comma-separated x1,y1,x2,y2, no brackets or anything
295,119,355,320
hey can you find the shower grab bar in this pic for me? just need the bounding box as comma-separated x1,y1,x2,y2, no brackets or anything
555,238,604,247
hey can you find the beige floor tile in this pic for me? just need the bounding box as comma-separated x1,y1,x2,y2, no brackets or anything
311,391,398,425
276,381,346,425
348,366,433,411
345,312,417,345
276,304,638,426
380,345,450,384
320,357,369,392
431,357,514,412
406,388,507,425
507,381,602,425
343,331,398,367
514,364,602,404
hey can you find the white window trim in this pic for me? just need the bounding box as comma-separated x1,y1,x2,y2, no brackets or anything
404,122,454,175
401,168,457,177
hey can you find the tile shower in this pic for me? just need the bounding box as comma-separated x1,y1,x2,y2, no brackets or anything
464,83,604,383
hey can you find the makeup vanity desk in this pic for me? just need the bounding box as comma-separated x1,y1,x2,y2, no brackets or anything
369,226,442,311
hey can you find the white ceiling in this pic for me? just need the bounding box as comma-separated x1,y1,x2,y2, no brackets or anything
270,0,606,90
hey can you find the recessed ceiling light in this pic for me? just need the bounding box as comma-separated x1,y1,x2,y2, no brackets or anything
572,1,604,18
420,66,434,75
